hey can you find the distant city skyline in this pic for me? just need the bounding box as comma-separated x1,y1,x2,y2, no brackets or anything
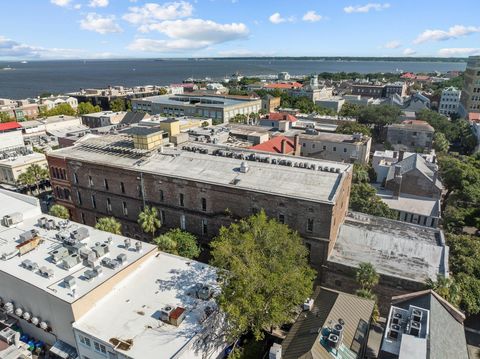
1,0,480,60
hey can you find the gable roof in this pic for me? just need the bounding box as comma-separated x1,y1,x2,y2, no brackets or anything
267,112,298,122
282,287,374,359
120,111,148,125
386,154,443,190
390,290,468,359
249,136,295,154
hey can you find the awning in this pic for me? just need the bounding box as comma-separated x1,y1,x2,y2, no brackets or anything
49,340,78,359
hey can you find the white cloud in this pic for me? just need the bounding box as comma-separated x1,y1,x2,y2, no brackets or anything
344,3,390,13
123,1,193,25
414,25,480,44
302,11,322,22
74,4,82,9
80,13,122,34
438,48,480,57
127,19,248,53
269,12,294,24
383,40,401,49
88,0,109,8
0,35,84,59
403,48,416,56
50,0,72,7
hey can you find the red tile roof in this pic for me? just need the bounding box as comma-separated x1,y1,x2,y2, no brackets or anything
468,112,480,122
0,121,21,132
267,112,298,122
249,136,295,154
264,82,303,89
400,72,416,79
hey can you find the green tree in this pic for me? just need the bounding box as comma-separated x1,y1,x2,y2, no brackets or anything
355,288,380,324
433,132,450,153
77,102,101,115
356,262,379,291
110,98,126,112
349,182,397,219
39,103,76,117
138,206,161,240
17,164,49,195
426,275,460,307
48,204,70,219
155,228,200,259
158,88,168,95
210,211,316,340
339,102,361,117
336,122,372,137
0,112,14,123
95,217,122,235
357,104,401,127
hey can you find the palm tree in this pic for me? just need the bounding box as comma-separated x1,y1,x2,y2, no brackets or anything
18,164,49,195
356,262,379,291
138,206,161,240
426,275,460,306
95,217,122,235
48,204,70,220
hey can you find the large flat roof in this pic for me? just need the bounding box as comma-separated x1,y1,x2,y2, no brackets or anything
49,136,352,204
375,187,441,218
0,152,47,168
329,212,447,283
0,190,157,304
136,94,259,109
73,253,221,359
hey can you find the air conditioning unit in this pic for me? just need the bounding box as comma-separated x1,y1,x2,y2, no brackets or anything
116,253,127,265
411,309,422,322
409,321,421,337
327,333,341,349
389,324,401,340
45,219,56,230
160,305,175,322
2,212,23,227
392,312,402,325
64,276,76,289
19,230,37,243
50,247,69,263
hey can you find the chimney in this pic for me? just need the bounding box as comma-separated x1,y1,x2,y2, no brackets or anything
398,150,405,162
294,134,300,156
281,139,287,154
393,165,402,198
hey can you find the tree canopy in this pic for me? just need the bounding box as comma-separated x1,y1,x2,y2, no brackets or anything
210,211,315,340
138,206,161,239
155,228,200,259
95,217,122,235
48,204,70,220
110,98,126,112
17,164,49,195
39,103,76,117
77,102,101,115
0,112,14,123
336,122,372,137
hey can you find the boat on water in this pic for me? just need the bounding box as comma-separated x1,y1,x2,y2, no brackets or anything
20,61,28,64
1,66,14,71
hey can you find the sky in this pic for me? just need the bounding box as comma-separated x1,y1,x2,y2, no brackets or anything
1,0,480,60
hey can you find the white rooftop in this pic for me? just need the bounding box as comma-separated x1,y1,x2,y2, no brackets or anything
0,190,156,304
50,135,352,204
0,152,46,168
375,187,441,218
73,253,222,359
330,212,448,283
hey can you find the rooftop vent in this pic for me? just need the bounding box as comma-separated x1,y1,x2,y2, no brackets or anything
116,253,127,265
239,161,249,173
38,266,54,278
2,213,23,227
50,247,69,264
159,306,186,327
62,253,81,270
19,230,38,243
135,241,143,252
63,276,76,289
101,257,119,269
92,243,110,258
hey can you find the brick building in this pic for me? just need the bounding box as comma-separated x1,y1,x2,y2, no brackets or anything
386,120,434,152
47,135,353,269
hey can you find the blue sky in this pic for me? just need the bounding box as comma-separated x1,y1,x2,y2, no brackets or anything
1,0,480,59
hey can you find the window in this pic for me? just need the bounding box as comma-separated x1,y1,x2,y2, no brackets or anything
106,198,112,213
91,195,96,209
74,172,78,184
335,280,342,287
94,341,107,355
333,147,336,152
160,210,166,224
179,193,184,207
77,190,82,205
322,145,326,150
79,334,91,347
201,197,207,212
278,214,285,224
343,148,347,153
201,219,208,235
104,179,109,190
122,201,128,216
307,218,314,232
88,176,93,187
120,182,125,194
81,212,86,224
159,189,164,202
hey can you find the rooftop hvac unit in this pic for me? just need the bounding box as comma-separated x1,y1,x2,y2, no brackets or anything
160,305,175,322
37,217,47,228
392,312,402,325
71,227,89,242
409,321,421,337
0,327,17,344
411,309,423,322
332,323,344,336
302,298,314,311
101,257,119,269
78,246,93,259
14,307,23,317
21,259,38,271
45,219,56,230
93,265,103,276
135,241,143,252
38,266,54,278
196,284,213,300
63,276,76,289
2,212,23,227
3,302,13,314
116,253,127,265
31,317,39,326
39,321,48,331
19,230,38,243
124,238,131,250
389,324,401,340
269,343,282,359
83,269,98,281
50,247,69,264
62,253,81,270
22,312,31,321
327,333,341,350
92,243,109,258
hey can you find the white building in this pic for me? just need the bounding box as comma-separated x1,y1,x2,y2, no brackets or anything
278,72,291,81
40,96,78,111
0,190,226,359
439,87,461,116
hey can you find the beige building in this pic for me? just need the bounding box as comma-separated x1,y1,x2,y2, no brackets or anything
299,132,372,164
0,152,48,186
460,56,480,115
